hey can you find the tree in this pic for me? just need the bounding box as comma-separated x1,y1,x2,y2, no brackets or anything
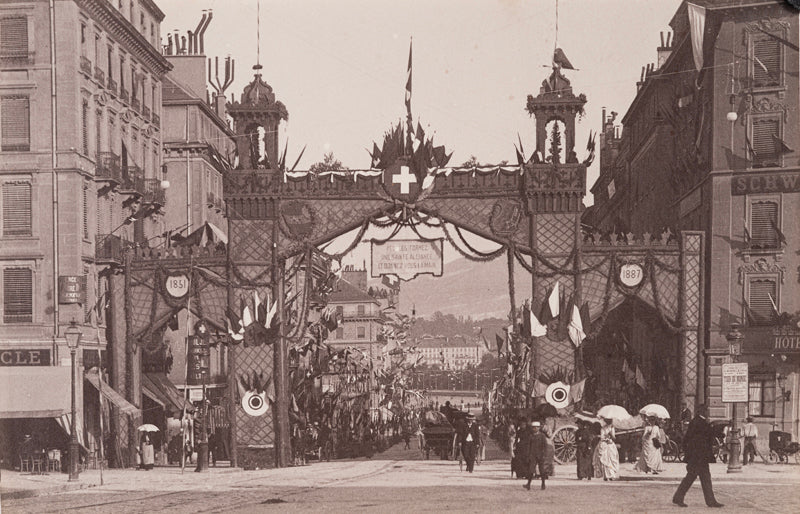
309,152,348,173
461,155,480,168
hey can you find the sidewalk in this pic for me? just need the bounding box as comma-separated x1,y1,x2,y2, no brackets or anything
0,463,241,500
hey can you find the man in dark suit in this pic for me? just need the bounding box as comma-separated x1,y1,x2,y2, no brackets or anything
460,414,482,473
672,404,724,508
523,421,548,491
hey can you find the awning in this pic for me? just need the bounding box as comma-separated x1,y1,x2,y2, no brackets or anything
142,373,195,414
0,366,71,418
84,369,140,416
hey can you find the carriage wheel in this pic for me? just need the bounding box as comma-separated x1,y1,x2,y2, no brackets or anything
663,440,680,463
553,425,578,464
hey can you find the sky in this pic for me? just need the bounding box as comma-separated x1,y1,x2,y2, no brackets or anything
157,0,683,207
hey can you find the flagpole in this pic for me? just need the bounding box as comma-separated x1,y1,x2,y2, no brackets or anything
405,37,413,156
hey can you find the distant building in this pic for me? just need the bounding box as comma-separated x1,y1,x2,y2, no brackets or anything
416,335,485,370
324,268,384,360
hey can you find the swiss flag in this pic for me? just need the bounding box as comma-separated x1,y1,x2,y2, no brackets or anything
383,158,419,201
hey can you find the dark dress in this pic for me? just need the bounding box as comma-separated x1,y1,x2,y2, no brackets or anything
527,431,549,480
575,426,595,479
513,425,532,478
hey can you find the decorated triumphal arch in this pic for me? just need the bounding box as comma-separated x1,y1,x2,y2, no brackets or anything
123,65,704,469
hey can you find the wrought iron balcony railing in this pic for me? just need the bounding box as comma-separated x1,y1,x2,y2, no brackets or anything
96,234,135,263
80,55,92,76
142,178,166,207
119,165,144,194
96,152,122,183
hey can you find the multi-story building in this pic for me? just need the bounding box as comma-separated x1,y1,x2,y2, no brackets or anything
416,335,485,370
0,0,170,467
324,269,384,358
585,0,800,439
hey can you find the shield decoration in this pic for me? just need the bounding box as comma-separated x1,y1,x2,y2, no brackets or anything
279,201,315,241
382,158,420,202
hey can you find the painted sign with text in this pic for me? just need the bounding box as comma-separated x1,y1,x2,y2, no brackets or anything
0,349,51,366
371,239,444,282
731,171,800,195
58,275,86,304
722,362,749,403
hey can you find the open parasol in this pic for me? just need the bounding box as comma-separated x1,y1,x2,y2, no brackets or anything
574,410,601,424
596,404,631,420
639,403,671,419
137,424,160,432
534,403,558,419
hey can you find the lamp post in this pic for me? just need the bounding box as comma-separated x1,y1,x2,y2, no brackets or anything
194,369,209,472
65,321,82,482
777,374,787,433
726,323,744,474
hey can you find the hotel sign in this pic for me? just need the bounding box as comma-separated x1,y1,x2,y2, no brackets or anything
731,171,800,195
371,239,444,282
742,326,800,354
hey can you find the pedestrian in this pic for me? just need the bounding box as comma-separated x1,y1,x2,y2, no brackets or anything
478,423,489,464
679,401,692,435
402,427,412,450
512,417,531,479
460,414,481,472
592,417,619,481
742,416,758,465
575,420,594,480
635,416,664,474
672,404,724,508
140,434,155,471
523,421,548,490
416,424,425,451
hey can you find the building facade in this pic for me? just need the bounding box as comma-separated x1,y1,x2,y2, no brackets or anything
585,0,800,439
416,335,485,370
0,0,170,468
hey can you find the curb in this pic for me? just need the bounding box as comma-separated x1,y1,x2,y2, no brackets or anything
1,481,97,501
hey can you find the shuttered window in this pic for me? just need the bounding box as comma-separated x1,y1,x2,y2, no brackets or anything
0,16,28,60
81,99,89,155
3,267,32,323
1,95,30,151
748,278,777,326
753,36,781,88
750,200,779,249
82,183,89,239
2,181,31,236
751,117,780,168
96,110,102,154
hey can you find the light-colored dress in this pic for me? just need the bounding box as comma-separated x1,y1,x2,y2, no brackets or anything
593,424,619,480
635,424,664,473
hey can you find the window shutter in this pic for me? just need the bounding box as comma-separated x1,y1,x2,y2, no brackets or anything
3,267,32,323
750,200,778,248
1,16,28,57
753,37,780,88
1,95,30,151
96,110,102,154
82,100,89,155
748,278,777,325
2,181,32,236
751,117,779,167
83,184,89,239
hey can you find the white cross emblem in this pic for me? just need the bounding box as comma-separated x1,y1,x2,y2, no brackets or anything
392,165,417,195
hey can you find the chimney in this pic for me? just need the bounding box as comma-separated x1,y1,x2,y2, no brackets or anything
656,31,673,70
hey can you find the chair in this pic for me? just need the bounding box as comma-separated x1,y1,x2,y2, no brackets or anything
47,449,62,472
30,452,45,474
19,453,30,472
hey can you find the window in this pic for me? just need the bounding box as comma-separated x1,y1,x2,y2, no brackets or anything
357,326,366,339
752,34,782,89
1,95,30,151
1,16,29,63
335,327,343,340
3,267,32,323
747,277,778,326
106,45,113,78
96,109,103,154
357,304,365,316
119,56,125,90
750,116,782,168
748,377,776,417
2,181,31,236
749,198,780,249
81,99,89,155
80,22,86,53
83,183,89,239
336,305,343,318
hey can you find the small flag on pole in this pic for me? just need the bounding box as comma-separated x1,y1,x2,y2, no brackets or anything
568,303,586,347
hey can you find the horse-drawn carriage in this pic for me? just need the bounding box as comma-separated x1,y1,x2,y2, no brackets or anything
420,409,455,460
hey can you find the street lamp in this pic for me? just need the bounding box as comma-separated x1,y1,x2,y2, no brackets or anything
777,374,787,433
726,323,744,474
65,321,82,482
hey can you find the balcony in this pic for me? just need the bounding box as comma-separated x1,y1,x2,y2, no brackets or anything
96,152,122,184
151,113,160,127
142,105,151,122
80,55,92,76
119,165,144,195
96,234,135,263
107,77,117,96
0,50,35,66
142,178,166,207
206,191,216,208
131,97,140,113
94,66,105,84
119,88,129,104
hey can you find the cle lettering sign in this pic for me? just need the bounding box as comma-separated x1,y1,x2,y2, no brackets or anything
0,349,51,366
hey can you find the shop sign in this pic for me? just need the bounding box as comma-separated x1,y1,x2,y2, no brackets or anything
731,171,800,195
619,263,644,287
58,275,86,304
0,349,51,366
371,239,443,281
186,336,210,385
165,274,190,299
722,362,749,403
742,326,800,354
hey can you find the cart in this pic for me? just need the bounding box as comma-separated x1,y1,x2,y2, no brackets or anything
421,410,455,460
769,431,800,464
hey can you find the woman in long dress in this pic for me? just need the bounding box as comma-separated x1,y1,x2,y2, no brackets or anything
140,434,155,471
593,417,619,481
635,416,664,474
575,420,595,480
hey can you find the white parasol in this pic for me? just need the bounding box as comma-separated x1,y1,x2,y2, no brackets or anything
597,404,632,420
639,403,671,419
137,424,160,432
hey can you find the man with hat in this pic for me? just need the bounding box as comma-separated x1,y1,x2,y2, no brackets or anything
523,420,548,491
742,416,758,465
459,413,482,473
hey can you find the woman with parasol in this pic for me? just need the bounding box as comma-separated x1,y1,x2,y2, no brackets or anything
635,415,665,474
137,424,158,470
593,407,624,481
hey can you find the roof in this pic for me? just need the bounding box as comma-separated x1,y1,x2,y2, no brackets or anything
327,279,379,304
416,336,481,349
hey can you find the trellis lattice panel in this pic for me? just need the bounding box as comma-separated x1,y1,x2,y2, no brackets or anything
683,253,701,327
535,213,576,254
536,336,576,379
533,259,573,306
652,259,680,323
580,256,611,322
234,344,276,454
420,196,530,248
683,331,698,399
230,220,275,284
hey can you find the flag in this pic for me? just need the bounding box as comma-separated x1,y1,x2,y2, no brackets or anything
772,133,793,155
584,131,596,166
767,292,780,317
553,48,575,70
686,3,706,72
770,218,787,247
530,306,547,337
568,378,586,405
532,379,548,398
495,333,505,356
381,274,400,290
568,303,586,347
370,142,381,168
481,335,490,351
540,281,560,322
635,366,647,390
405,39,413,154
744,223,751,244
756,26,799,52
579,302,591,336
241,300,253,328
623,359,635,384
